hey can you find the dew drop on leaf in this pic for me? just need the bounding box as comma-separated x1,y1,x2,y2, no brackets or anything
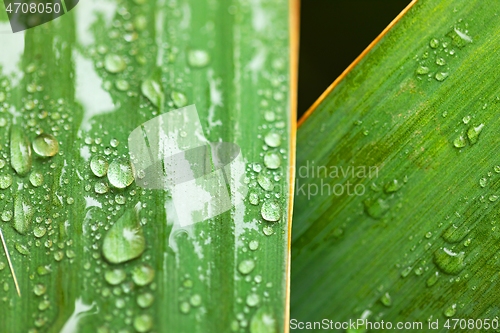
107,158,134,188
264,132,281,148
263,152,281,169
0,174,12,189
250,308,277,333
32,133,59,157
104,269,127,285
10,125,32,176
133,314,153,333
171,91,188,108
104,54,126,73
187,49,210,68
91,156,109,178
238,259,256,275
433,247,465,275
141,78,164,108
13,193,33,235
132,264,155,286
261,201,281,222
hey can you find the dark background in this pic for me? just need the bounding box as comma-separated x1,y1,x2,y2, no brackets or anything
298,0,411,119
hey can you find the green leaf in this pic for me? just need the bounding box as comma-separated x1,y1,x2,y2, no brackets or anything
292,0,500,327
0,0,294,332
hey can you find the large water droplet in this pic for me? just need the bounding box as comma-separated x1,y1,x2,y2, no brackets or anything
264,132,281,148
102,208,145,264
190,294,202,307
263,152,281,169
171,91,188,108
0,174,12,189
434,247,465,275
141,78,164,108
13,193,33,235
261,201,281,222
10,125,32,176
90,156,109,178
104,54,126,73
238,259,256,275
187,49,210,68
132,264,155,286
108,158,134,188
257,174,273,191
250,308,277,333
467,124,484,144
104,269,127,285
133,314,153,333
32,133,59,157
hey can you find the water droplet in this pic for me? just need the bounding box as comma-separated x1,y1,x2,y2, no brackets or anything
429,38,440,48
104,54,126,73
110,139,119,148
132,264,155,286
249,192,259,205
0,92,5,103
133,314,153,333
416,66,429,75
90,156,108,178
171,91,188,108
105,269,127,285
380,292,392,307
38,299,50,311
479,177,487,188
34,226,46,238
249,240,259,251
141,78,164,108
442,223,469,243
467,123,484,144
261,201,281,222
0,262,5,270
494,166,500,173
444,303,457,317
37,265,51,276
257,174,273,191
263,226,274,236
0,174,12,189
102,208,145,264
434,247,465,275
263,152,281,169
435,72,449,82
453,135,466,148
29,171,44,187
364,198,390,219
32,133,59,157
436,57,446,66
13,193,33,235
246,293,260,307
115,80,130,91
10,125,32,176
1,210,12,222
250,308,277,333
264,132,281,148
33,284,46,296
180,301,191,314
190,294,202,307
15,243,30,255
108,158,134,188
187,49,210,68
238,259,256,275
426,271,439,287
384,179,402,193
462,116,471,124
137,292,154,308
95,182,109,194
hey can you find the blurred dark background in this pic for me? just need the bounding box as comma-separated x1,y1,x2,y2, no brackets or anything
298,0,411,119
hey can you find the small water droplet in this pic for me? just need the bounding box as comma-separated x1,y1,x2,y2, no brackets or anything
401,266,412,278
187,49,210,68
10,125,32,176
108,158,134,188
250,308,277,333
263,226,274,236
105,269,127,285
132,264,155,286
426,271,439,287
435,72,449,82
95,182,109,194
102,208,145,264
104,54,126,73
249,192,259,205
479,177,487,188
380,292,392,307
416,66,429,75
115,80,130,91
462,116,471,124
246,293,260,307
444,303,457,317
384,179,402,193
13,193,33,235
32,133,59,157
429,38,440,48
249,240,259,251
436,57,446,66
141,78,164,108
33,284,46,296
364,198,390,219
238,259,256,275
91,156,109,177
453,135,466,148
190,294,202,307
34,226,46,238
180,301,191,314
15,243,30,255
261,201,281,222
